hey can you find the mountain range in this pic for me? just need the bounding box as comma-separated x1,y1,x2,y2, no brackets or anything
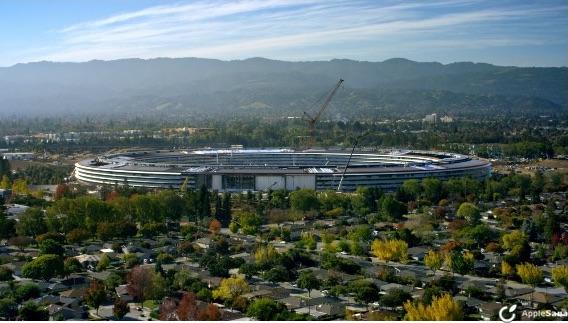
0,57,566,119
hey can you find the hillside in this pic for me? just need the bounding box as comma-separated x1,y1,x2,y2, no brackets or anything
0,57,566,118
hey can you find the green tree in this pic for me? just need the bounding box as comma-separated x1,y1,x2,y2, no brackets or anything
196,184,211,220
16,208,47,238
21,254,64,280
456,202,480,225
380,288,412,308
237,211,262,235
97,254,111,271
297,270,321,315
0,213,16,239
0,297,17,320
422,178,443,203
0,267,13,281
18,301,49,321
379,194,407,220
290,189,319,212
63,257,83,276
246,298,287,320
39,239,64,256
14,283,41,302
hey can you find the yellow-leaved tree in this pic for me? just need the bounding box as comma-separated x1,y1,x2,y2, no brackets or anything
11,179,29,195
516,263,543,288
551,265,568,292
212,276,250,308
424,249,443,275
404,293,463,321
254,245,279,268
501,261,515,278
0,175,10,189
371,239,408,263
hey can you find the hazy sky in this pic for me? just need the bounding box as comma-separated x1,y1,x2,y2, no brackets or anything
0,0,566,67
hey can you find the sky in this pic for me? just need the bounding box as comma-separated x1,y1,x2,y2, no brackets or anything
0,0,566,67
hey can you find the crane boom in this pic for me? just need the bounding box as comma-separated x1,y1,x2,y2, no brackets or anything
304,78,344,148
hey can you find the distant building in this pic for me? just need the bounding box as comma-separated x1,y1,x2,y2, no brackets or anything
423,113,438,123
440,115,454,123
1,152,35,160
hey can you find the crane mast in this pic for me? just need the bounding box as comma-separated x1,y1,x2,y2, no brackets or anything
303,78,344,149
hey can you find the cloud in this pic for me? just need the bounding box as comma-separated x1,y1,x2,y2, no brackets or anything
35,0,568,63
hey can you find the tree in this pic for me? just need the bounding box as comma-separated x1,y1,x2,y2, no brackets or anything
64,257,83,276
97,254,111,271
379,194,407,220
0,213,16,239
14,283,41,302
159,297,178,320
501,261,515,278
380,288,412,308
8,236,33,251
371,239,408,263
218,192,232,227
21,254,64,280
123,253,139,268
0,267,13,281
404,294,463,321
15,207,47,238
11,179,30,196
456,202,481,225
290,189,319,212
66,228,90,244
552,265,568,292
0,175,10,190
54,184,70,200
247,298,287,320
18,301,48,321
421,178,443,203
39,239,64,256
297,270,321,315
0,297,17,320
424,250,443,275
196,184,211,220
209,219,221,234
85,280,107,315
445,251,474,276
127,266,166,305
157,190,186,221
177,292,198,320
263,266,290,283
254,245,279,269
113,299,130,320
212,276,250,308
197,304,221,320
516,263,543,287
236,211,262,235
401,179,422,201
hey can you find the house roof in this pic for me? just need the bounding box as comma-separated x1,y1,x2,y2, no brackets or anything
515,291,563,304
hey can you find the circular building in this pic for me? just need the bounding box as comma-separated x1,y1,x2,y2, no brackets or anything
74,148,491,192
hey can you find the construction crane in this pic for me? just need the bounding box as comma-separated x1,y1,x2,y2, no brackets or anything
302,78,344,149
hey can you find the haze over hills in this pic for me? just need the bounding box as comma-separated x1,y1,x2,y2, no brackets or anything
0,57,566,119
